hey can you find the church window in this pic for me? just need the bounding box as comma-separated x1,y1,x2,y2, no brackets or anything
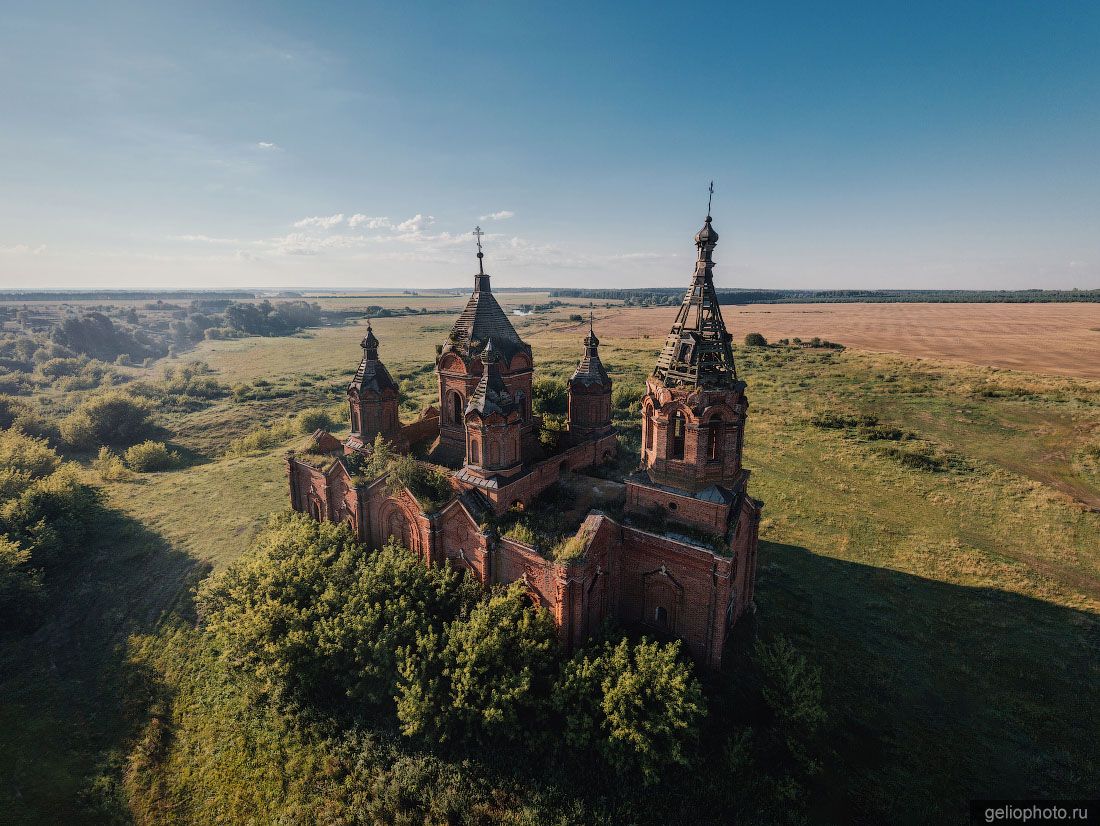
670,411,685,460
451,391,463,424
490,441,500,465
655,606,669,628
470,439,480,464
708,415,722,460
645,414,654,450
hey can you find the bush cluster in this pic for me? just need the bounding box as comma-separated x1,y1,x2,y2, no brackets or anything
59,391,154,450
199,512,710,786
0,429,102,629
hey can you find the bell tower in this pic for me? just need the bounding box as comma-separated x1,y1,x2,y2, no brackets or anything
638,206,747,494
348,321,400,446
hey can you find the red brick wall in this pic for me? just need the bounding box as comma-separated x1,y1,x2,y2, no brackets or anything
625,480,732,534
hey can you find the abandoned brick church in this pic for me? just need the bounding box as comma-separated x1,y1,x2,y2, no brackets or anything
287,211,761,669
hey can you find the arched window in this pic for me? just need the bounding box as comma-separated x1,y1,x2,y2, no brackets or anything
470,439,480,464
645,414,654,451
654,606,669,628
708,415,722,461
450,391,463,423
670,411,685,460
352,408,361,434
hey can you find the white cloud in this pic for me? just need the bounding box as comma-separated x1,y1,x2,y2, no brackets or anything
396,213,434,233
293,213,345,229
256,141,280,150
348,214,392,229
0,244,47,255
479,210,514,221
171,234,239,244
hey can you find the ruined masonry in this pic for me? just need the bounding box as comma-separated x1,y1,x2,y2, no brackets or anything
287,211,761,669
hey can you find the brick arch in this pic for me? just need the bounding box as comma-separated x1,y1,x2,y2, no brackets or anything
379,498,420,557
507,352,531,372
447,388,465,424
641,567,683,633
700,403,737,423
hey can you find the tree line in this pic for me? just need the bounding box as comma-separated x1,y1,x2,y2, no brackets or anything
551,287,1100,304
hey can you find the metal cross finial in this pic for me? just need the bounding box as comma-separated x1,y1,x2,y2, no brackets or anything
473,225,485,274
707,181,714,217
589,301,595,332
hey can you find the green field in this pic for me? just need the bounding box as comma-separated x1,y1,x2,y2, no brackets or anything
1,297,1098,824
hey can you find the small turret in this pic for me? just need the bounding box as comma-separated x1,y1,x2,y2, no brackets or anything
567,312,613,440
462,338,524,478
348,320,400,444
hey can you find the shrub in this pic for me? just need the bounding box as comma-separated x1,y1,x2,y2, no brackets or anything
123,441,180,472
59,391,153,450
225,420,298,456
0,428,61,479
612,382,644,412
554,637,705,784
93,447,131,481
877,445,946,472
296,407,334,434
744,332,768,347
0,466,102,567
386,454,454,512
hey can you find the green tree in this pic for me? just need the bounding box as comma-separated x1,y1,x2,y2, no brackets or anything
554,637,706,784
532,377,568,415
197,512,365,703
396,582,558,748
0,466,103,567
744,332,768,347
317,540,480,706
754,636,826,777
59,391,153,449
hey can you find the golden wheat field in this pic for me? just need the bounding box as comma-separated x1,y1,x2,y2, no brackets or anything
596,302,1100,379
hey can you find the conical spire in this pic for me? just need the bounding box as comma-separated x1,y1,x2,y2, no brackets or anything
350,319,396,393
652,198,737,389
361,319,379,359
443,227,529,362
571,310,610,387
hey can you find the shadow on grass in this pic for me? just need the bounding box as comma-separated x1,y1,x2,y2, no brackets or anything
750,540,1100,824
0,506,208,825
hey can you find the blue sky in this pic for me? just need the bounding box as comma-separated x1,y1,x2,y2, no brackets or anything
1,1,1098,290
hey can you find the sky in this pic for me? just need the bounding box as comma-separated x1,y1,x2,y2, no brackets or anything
1,1,1098,291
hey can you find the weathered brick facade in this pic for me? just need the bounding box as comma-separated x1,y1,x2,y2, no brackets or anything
287,216,761,669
